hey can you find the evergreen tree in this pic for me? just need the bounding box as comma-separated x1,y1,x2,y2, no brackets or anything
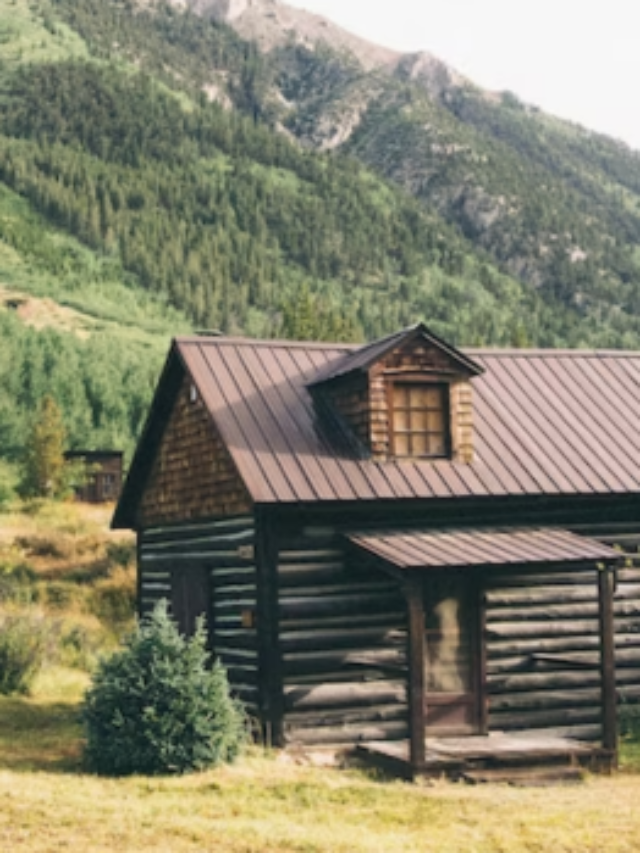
83,601,246,776
19,395,67,498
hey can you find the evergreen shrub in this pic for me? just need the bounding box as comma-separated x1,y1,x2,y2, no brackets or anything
83,600,246,776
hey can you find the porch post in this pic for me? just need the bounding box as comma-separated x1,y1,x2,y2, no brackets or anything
597,564,617,759
404,577,425,772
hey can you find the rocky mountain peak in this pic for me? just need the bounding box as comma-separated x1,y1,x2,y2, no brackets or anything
395,51,469,100
180,0,281,22
165,0,402,70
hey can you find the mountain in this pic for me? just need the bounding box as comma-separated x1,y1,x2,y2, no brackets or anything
1,0,640,466
191,0,640,329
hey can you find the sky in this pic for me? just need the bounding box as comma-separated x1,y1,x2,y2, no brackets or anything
286,0,640,151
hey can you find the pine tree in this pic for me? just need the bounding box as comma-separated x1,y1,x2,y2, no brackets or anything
83,601,246,776
19,395,67,498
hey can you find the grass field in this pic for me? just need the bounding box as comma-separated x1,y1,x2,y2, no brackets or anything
2,502,640,852
0,669,638,852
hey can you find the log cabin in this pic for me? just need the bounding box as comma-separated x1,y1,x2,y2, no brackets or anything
65,450,123,503
113,323,640,781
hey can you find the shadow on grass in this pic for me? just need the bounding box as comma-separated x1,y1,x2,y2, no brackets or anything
0,694,84,773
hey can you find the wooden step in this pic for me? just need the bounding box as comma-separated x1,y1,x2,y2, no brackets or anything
461,764,584,786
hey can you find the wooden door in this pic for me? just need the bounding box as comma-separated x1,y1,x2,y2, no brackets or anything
170,564,211,641
424,573,481,735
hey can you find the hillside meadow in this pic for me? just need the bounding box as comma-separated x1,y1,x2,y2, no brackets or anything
0,501,640,851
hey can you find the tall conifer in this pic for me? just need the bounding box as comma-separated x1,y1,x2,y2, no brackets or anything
20,395,67,498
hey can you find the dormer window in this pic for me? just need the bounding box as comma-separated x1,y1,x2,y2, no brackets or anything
308,323,483,464
390,382,450,459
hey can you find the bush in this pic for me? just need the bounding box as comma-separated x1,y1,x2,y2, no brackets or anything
56,617,113,671
82,601,246,776
88,565,136,629
0,609,53,694
0,458,18,508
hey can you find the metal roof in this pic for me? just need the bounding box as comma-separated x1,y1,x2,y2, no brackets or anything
346,528,621,571
172,337,640,505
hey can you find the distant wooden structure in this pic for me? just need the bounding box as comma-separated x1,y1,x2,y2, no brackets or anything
113,323,640,780
65,450,123,503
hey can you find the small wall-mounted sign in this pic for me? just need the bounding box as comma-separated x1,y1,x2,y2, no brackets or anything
241,609,256,629
237,545,254,561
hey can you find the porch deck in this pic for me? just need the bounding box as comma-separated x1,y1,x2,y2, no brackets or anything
355,733,614,783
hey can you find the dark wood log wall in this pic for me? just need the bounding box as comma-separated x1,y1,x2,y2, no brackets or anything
485,559,640,742
274,517,640,750
137,515,259,715
277,526,409,747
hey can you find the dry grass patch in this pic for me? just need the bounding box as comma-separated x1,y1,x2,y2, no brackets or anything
0,501,136,675
0,500,133,578
1,672,640,852
1,751,640,852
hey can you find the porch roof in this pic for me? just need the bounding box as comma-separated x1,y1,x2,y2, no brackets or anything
346,527,621,571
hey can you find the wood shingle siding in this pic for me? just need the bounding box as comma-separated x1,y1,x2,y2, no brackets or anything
139,376,252,527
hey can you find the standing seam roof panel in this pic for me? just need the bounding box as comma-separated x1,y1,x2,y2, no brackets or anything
215,344,301,503
568,357,640,456
472,367,565,493
537,357,640,489
175,340,640,505
501,356,621,491
239,345,337,502
483,358,598,493
601,355,640,406
348,529,620,570
472,356,561,494
281,347,365,501
229,344,323,502
181,343,279,503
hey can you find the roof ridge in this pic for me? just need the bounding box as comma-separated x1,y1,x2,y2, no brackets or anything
174,336,640,359
466,348,640,358
175,335,357,350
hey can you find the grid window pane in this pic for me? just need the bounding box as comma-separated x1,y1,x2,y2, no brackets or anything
412,432,429,456
395,408,410,431
395,434,410,456
410,407,428,432
392,383,448,458
427,409,444,432
393,386,409,408
428,434,446,456
423,387,442,409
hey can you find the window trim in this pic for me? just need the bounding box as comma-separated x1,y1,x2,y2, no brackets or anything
387,378,452,460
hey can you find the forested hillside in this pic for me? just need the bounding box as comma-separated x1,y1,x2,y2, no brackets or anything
1,0,640,468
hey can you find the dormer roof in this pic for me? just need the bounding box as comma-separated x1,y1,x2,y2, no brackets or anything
308,322,483,387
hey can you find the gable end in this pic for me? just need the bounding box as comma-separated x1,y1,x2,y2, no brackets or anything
138,375,252,527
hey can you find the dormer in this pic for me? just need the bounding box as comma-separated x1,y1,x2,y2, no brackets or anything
309,323,483,463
